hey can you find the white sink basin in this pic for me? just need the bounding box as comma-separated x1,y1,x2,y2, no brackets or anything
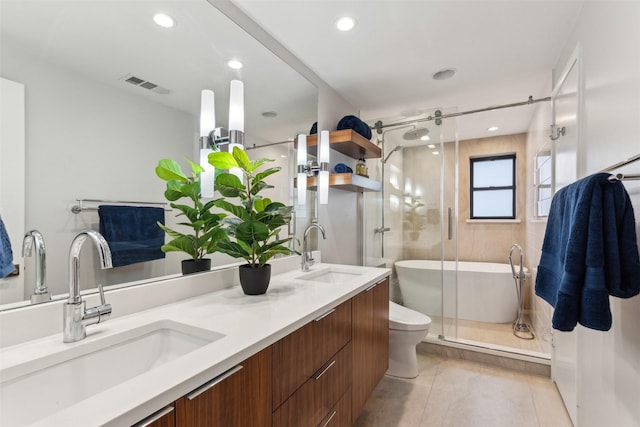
0,320,224,426
297,267,364,284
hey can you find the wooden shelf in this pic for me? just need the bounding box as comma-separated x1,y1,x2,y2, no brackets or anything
294,173,382,193
296,129,381,159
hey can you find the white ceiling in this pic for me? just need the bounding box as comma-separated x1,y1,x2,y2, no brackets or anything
232,0,585,141
0,0,317,144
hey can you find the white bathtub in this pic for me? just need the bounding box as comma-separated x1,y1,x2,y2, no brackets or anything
395,260,521,323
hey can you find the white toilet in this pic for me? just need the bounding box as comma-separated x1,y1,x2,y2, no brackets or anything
388,301,432,378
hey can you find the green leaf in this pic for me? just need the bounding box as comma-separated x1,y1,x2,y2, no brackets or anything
250,180,273,196
217,240,250,259
187,158,204,175
236,220,270,244
215,172,244,197
161,235,197,258
253,197,271,213
249,157,274,171
214,199,251,221
156,159,188,182
208,151,238,170
180,181,200,202
254,167,280,183
232,146,251,171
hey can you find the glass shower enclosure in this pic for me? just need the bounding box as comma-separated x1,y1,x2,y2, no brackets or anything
364,109,459,341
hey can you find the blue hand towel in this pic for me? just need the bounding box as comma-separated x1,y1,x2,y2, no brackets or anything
337,115,372,140
535,173,640,331
98,205,166,268
0,215,15,278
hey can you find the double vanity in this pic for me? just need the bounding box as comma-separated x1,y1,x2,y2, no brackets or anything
0,257,390,426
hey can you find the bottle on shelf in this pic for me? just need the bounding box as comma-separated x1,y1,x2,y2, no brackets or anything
355,156,368,177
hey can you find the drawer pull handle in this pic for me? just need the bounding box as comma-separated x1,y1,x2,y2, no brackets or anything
319,410,337,427
135,406,174,427
314,359,336,380
314,308,336,322
186,365,244,400
365,283,377,292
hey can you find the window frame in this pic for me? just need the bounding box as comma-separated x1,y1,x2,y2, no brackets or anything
469,154,516,220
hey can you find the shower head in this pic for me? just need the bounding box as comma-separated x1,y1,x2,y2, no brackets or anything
383,145,403,163
403,127,430,141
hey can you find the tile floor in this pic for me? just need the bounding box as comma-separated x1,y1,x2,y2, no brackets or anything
354,348,572,427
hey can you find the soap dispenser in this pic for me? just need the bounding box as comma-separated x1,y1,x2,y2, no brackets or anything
356,156,368,177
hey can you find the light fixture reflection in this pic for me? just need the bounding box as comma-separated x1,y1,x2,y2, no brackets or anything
199,89,215,198
318,130,330,205
297,134,307,206
228,80,245,183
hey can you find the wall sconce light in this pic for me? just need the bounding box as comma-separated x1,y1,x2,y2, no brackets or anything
296,130,330,205
199,89,216,198
296,134,307,206
199,80,246,187
227,80,245,183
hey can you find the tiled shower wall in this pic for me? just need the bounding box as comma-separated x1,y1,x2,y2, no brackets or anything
403,134,527,264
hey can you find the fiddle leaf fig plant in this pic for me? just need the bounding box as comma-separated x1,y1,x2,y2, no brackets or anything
155,158,227,261
208,147,295,268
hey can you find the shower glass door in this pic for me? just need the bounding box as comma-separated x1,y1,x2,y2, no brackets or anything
364,109,459,341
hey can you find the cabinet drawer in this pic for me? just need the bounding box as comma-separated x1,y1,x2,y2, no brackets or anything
318,388,351,427
273,343,352,427
273,299,351,410
312,299,351,373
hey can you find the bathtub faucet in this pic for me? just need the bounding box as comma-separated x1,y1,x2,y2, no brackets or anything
302,222,326,272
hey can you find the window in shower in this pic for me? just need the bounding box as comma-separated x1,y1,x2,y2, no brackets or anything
469,154,516,219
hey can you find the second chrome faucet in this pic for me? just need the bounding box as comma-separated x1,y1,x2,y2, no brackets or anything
63,230,113,343
301,222,326,272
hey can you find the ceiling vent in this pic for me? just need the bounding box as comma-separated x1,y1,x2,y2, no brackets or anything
120,74,170,95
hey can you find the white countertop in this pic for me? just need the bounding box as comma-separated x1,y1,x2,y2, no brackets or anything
0,262,390,426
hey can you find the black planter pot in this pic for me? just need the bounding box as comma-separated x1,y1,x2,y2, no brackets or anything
238,264,271,295
181,258,212,275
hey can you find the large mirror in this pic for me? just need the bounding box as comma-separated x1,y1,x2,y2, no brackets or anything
0,0,317,310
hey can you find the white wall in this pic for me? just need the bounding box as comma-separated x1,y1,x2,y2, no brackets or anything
552,3,640,426
0,78,26,304
1,43,199,299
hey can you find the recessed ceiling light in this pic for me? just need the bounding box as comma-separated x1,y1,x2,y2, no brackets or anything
427,144,436,149
420,135,430,141
432,151,440,155
261,111,278,118
487,126,499,132
153,13,175,28
336,16,356,32
227,60,243,70
432,68,456,80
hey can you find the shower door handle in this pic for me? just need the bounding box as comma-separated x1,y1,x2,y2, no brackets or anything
447,207,453,240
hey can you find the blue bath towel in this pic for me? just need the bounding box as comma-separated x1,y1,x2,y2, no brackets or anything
98,205,166,268
0,215,14,278
535,173,640,331
337,115,372,140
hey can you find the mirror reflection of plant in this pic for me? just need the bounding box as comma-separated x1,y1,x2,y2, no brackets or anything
155,158,228,261
404,196,427,232
208,147,296,267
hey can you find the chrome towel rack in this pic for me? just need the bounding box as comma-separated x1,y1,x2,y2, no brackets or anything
602,153,640,181
71,198,170,214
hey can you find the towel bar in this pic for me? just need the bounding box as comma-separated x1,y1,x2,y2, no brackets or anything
71,198,170,214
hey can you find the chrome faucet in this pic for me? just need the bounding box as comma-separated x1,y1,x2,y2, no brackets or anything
22,230,52,304
63,230,113,343
301,222,326,272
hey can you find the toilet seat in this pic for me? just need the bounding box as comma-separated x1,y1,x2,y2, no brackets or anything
389,301,431,331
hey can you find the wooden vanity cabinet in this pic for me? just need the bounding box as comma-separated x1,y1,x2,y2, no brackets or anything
133,276,389,427
174,346,272,427
272,299,352,427
351,277,389,423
